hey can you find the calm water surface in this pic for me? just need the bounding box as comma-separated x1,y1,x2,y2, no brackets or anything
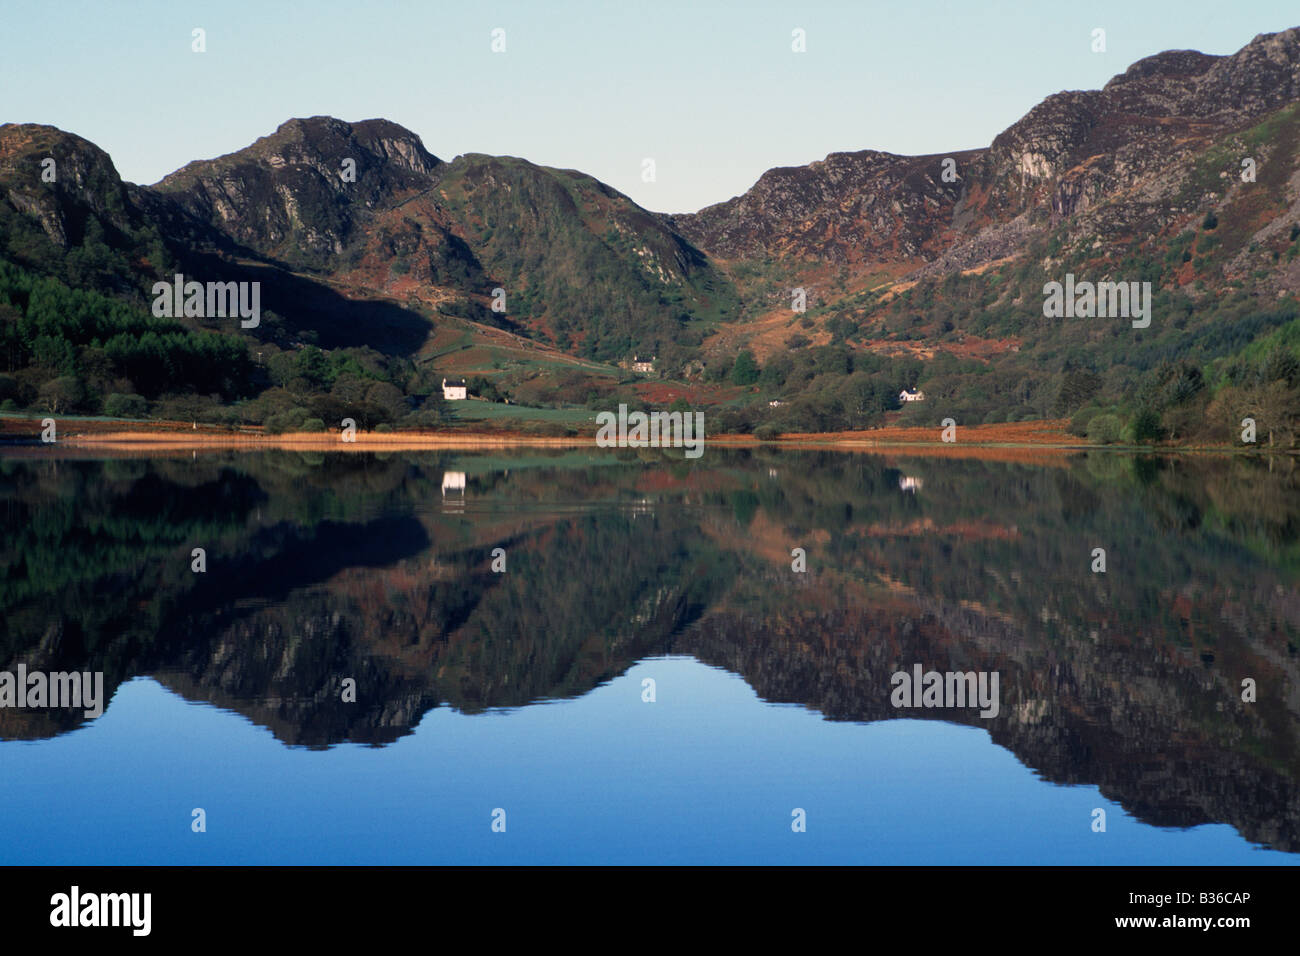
1,448,1297,863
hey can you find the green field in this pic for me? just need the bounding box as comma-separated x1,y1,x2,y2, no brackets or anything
449,401,597,424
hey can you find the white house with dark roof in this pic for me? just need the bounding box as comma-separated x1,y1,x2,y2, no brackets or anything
442,378,468,400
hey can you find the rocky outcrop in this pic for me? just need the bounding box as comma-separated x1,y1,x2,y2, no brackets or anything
669,149,969,265
151,116,443,266
0,124,139,248
673,27,1300,280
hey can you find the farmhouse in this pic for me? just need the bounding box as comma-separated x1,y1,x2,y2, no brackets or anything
631,355,656,374
442,378,468,401
899,388,925,402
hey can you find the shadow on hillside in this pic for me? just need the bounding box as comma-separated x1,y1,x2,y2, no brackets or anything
181,252,434,357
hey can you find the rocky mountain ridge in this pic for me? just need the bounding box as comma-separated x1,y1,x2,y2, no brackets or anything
672,28,1300,277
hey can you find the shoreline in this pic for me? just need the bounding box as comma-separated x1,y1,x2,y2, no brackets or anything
1,414,1288,458
0,415,1278,460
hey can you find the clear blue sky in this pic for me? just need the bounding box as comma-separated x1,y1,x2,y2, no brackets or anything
1,0,1295,213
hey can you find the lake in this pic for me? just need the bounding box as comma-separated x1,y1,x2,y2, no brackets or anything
1,447,1297,864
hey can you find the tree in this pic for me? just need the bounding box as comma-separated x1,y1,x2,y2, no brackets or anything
103,393,148,418
330,372,372,405
731,350,759,386
1129,407,1164,443
1087,414,1122,445
365,381,408,419
841,375,888,425
1213,382,1300,448
294,346,332,390
38,376,84,414
1253,380,1300,448
1261,347,1300,388
1053,368,1102,415
468,376,504,403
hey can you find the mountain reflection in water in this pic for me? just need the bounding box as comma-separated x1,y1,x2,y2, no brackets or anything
1,448,1297,862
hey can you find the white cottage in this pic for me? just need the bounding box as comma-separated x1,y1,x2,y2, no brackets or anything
442,378,468,401
899,388,925,403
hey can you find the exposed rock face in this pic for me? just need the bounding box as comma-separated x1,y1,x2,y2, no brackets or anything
0,124,138,248
151,116,443,265
667,149,969,265
672,27,1300,277
1189,29,1300,117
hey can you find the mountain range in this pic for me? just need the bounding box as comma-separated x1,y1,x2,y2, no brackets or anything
2,26,1300,439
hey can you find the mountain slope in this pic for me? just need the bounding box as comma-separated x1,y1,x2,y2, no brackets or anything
146,117,738,360
672,28,1300,280
3,28,1300,438
152,116,444,270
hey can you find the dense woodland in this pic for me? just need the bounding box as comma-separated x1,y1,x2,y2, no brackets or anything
0,257,449,432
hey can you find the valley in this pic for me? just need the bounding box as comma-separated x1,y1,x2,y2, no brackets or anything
3,29,1300,448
